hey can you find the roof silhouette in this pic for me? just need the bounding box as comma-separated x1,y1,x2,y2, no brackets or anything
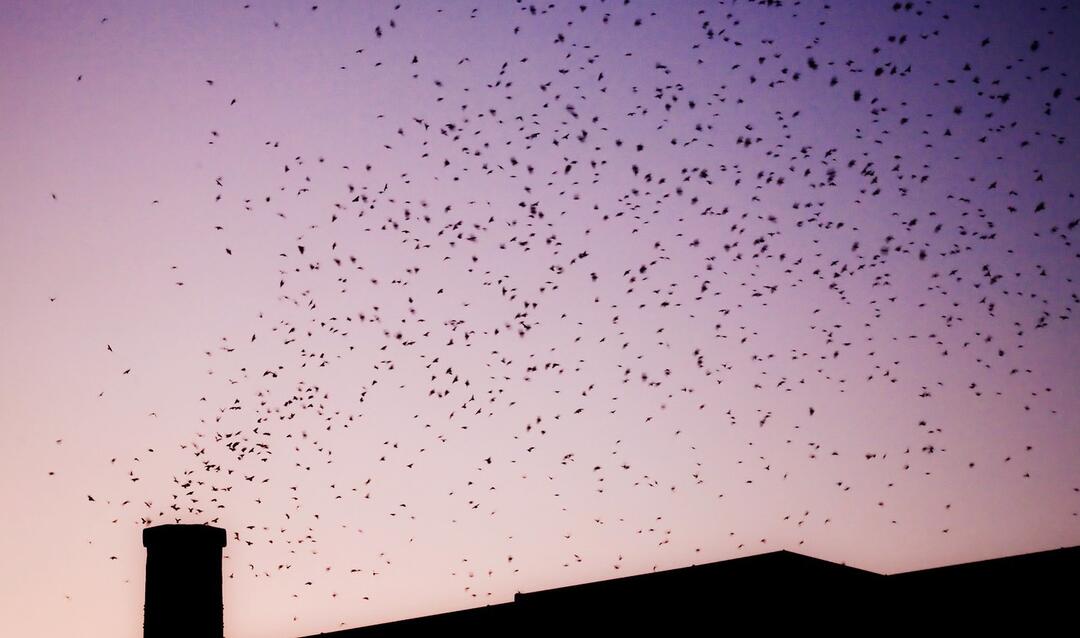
138,525,1078,637
298,545,1080,635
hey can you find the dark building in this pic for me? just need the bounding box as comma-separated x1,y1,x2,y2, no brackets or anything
143,524,227,638
141,524,1078,636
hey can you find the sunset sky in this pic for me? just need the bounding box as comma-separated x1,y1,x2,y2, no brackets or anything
1,1,1077,636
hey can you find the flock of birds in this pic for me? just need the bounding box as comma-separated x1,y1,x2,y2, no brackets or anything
57,0,1077,631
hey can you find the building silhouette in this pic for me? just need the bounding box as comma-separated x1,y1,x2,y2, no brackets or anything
142,524,1078,636
143,525,226,638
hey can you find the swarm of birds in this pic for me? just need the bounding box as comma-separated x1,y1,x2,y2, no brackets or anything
51,0,1078,633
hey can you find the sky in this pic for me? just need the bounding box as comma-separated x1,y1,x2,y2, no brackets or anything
0,0,1078,636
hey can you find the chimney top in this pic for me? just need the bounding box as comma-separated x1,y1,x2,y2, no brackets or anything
143,524,226,549
143,524,227,638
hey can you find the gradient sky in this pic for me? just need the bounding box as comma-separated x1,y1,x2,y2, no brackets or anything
1,1,1078,636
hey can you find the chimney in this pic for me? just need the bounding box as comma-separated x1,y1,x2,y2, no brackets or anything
143,524,227,638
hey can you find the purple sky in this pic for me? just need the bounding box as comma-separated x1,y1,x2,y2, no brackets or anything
1,1,1078,636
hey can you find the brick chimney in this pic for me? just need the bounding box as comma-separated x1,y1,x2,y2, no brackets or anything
143,524,227,638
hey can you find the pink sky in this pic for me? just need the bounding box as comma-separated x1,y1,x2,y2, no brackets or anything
1,1,1077,636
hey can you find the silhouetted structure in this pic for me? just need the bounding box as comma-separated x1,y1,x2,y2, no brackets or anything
299,546,1080,635
143,524,226,638
140,524,1077,635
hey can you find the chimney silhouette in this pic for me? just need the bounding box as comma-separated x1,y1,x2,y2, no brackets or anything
143,524,227,638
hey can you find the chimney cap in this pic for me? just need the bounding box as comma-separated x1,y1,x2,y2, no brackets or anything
143,524,227,549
